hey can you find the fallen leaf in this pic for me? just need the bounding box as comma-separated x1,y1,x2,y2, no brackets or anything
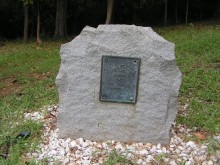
193,132,206,140
44,114,52,119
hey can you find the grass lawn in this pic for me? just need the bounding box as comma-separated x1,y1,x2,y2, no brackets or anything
0,41,62,164
0,25,220,163
158,25,220,133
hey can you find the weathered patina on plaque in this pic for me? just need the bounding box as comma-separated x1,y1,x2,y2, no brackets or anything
100,56,141,104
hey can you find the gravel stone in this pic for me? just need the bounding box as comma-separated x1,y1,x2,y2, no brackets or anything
170,160,177,165
208,160,213,165
23,105,220,164
140,149,148,155
137,159,143,164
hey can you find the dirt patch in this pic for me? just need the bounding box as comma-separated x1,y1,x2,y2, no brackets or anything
0,77,23,98
30,72,51,80
0,72,54,98
213,62,220,69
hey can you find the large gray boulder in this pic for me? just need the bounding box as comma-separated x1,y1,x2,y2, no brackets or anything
56,25,182,144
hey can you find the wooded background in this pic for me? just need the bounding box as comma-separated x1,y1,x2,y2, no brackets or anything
0,0,220,40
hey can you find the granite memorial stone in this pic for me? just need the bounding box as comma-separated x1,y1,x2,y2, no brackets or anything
56,25,182,144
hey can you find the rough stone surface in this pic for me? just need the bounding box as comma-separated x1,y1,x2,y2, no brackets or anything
56,25,182,144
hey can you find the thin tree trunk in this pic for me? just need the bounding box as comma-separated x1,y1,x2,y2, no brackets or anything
213,1,220,19
23,5,29,42
54,0,67,38
164,0,168,26
200,7,203,20
133,0,141,24
133,7,137,24
73,11,80,34
9,0,12,19
63,0,67,36
37,12,42,44
185,0,189,23
175,0,178,24
105,0,114,24
37,0,42,44
54,0,60,37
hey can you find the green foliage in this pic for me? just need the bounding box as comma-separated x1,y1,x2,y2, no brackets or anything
155,153,166,161
21,0,34,5
104,150,132,165
1,0,219,39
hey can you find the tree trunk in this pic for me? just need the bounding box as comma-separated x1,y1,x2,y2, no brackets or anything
133,7,137,24
133,0,141,24
185,0,189,23
105,0,114,24
200,7,203,20
37,12,42,44
23,5,29,42
54,0,68,38
37,0,42,44
213,0,220,19
175,0,178,24
164,0,168,26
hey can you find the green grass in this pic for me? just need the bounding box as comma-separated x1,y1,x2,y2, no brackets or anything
0,41,63,164
104,150,132,165
0,24,220,164
157,25,220,133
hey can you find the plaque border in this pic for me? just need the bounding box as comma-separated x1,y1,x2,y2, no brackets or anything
99,55,141,104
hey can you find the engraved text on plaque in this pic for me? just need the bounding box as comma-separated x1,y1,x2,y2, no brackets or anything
100,56,141,104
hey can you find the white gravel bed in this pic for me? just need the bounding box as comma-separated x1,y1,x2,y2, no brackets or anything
24,106,220,165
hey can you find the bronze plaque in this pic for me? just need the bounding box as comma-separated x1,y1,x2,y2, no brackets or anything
100,56,141,104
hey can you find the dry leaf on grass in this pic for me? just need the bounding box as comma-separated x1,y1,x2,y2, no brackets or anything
193,132,206,140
